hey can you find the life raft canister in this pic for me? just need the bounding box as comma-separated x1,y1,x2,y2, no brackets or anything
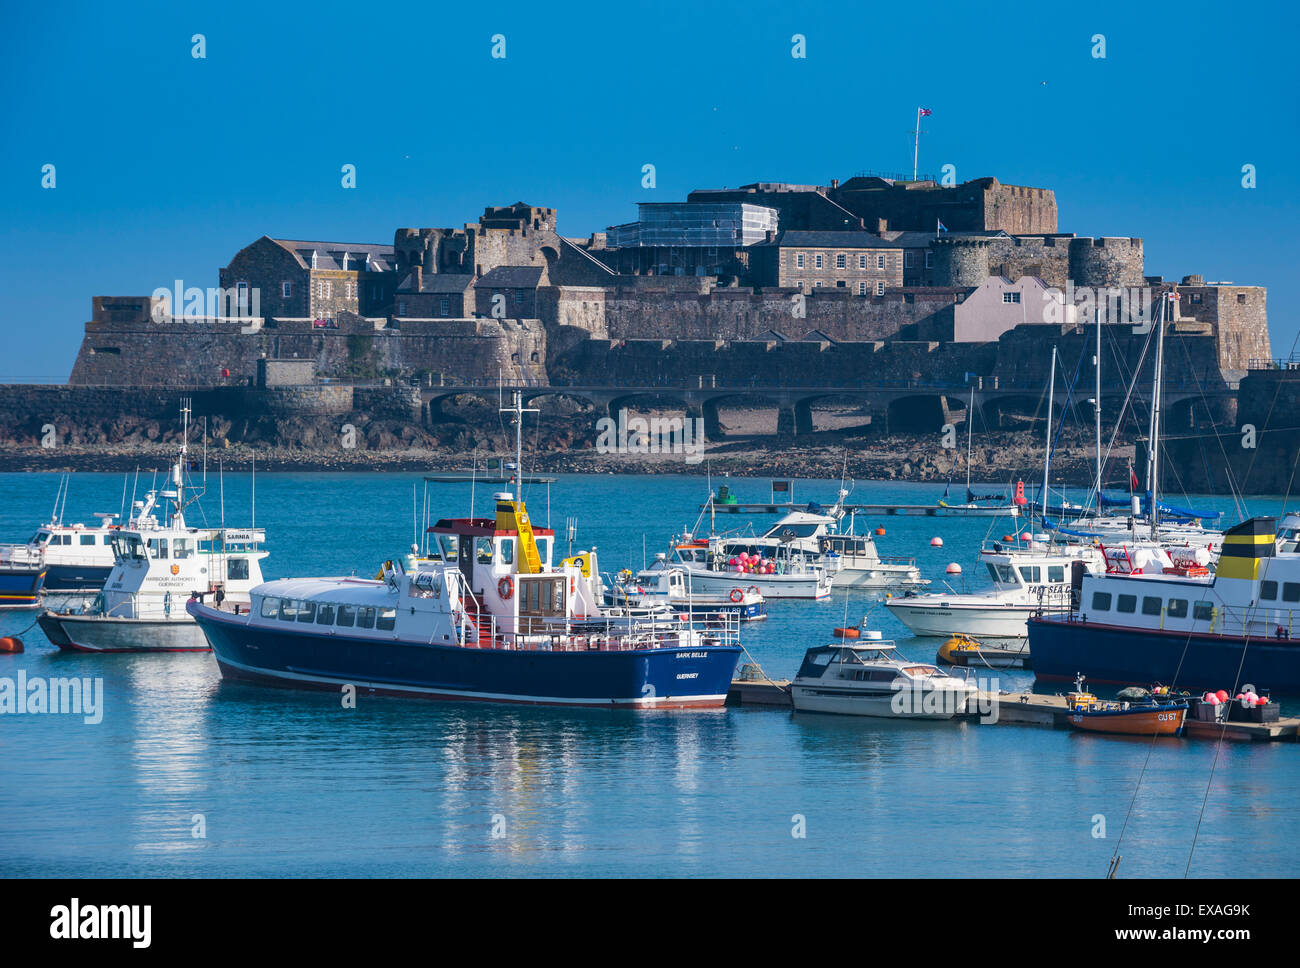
498,576,514,599
730,587,744,603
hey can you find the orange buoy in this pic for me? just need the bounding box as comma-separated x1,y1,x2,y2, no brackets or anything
874,527,886,536
0,636,23,654
833,627,861,639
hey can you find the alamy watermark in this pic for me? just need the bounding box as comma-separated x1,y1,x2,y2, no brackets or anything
0,671,104,724
595,409,705,464
891,676,1000,723
151,280,260,321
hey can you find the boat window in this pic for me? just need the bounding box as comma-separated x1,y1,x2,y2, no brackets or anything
279,599,302,621
1141,596,1163,616
1091,591,1112,611
1167,599,1188,618
79,534,96,546
260,597,279,618
297,601,317,623
807,652,831,666
499,538,515,565
228,558,250,580
438,535,459,560
477,538,494,565
1048,565,1065,583
103,535,113,544
317,603,336,625
148,538,169,559
357,607,376,629
33,531,51,544
377,608,397,631
1116,594,1137,614
1194,601,1215,621
1284,583,1300,603
903,666,940,677
867,670,897,682
337,605,356,627
1018,566,1041,583
1261,581,1278,601
535,536,552,566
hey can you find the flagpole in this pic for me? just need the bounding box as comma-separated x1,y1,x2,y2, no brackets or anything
913,107,921,181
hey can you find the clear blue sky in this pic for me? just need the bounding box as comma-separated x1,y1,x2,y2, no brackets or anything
2,0,1297,379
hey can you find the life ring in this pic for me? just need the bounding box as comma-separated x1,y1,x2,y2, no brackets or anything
730,587,744,603
498,576,514,599
748,585,760,596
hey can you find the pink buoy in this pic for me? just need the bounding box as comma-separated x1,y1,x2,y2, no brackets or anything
930,537,943,547
945,562,962,575
1215,689,1229,702
1203,692,1219,704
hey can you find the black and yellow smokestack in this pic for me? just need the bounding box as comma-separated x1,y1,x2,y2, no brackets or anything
1216,517,1276,582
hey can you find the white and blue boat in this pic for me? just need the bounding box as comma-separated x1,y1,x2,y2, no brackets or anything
188,394,742,708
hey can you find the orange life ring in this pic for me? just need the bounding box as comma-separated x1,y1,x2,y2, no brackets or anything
498,576,514,599
730,588,744,603
748,585,760,596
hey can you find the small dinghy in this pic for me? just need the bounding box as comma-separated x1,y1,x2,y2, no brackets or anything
936,633,1029,669
1064,675,1187,736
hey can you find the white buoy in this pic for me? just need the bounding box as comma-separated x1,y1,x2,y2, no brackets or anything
946,562,962,574
930,536,943,547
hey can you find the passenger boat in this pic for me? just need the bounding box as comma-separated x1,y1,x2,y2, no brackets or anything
187,394,742,708
790,630,979,718
885,541,1104,641
667,534,833,599
38,405,268,653
1063,675,1188,736
610,557,767,621
1028,515,1300,691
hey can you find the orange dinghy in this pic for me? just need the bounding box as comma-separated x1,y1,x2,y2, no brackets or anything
1064,675,1187,737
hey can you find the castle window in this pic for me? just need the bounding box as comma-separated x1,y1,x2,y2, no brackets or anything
877,254,885,269
282,281,293,298
876,282,885,296
814,281,823,288
905,251,916,268
1237,293,1246,304
1003,292,1021,304
796,253,805,268
925,252,933,269
836,280,846,287
515,289,526,305
398,300,407,315
1191,293,1202,304
815,254,823,269
440,298,450,316
858,282,867,296
836,254,846,269
859,254,867,269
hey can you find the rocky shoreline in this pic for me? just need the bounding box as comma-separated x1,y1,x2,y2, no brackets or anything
0,432,1134,488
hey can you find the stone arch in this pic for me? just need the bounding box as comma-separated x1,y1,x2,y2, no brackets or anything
884,394,950,434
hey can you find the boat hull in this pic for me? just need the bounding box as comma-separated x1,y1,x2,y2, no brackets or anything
0,568,45,610
886,600,1060,640
791,683,974,719
672,569,829,600
1066,705,1187,736
37,612,211,653
190,603,741,708
43,563,113,593
1028,616,1300,692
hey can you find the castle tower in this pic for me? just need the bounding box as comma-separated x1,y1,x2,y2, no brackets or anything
1068,237,1144,288
930,237,991,287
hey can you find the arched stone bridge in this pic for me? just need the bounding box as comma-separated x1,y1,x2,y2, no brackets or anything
420,381,1237,438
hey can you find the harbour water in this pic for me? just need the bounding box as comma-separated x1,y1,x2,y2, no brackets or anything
2,471,1297,877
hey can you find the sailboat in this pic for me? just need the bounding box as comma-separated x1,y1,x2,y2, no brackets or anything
936,384,1021,517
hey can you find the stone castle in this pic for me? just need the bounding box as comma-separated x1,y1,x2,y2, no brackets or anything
65,174,1271,435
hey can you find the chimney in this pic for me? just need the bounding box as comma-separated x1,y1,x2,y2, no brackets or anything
410,265,422,292
876,218,887,233
831,178,839,190
765,230,777,243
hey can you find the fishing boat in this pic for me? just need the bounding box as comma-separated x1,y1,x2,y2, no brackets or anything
790,631,979,719
609,558,767,621
1063,675,1187,736
38,404,268,653
187,394,742,708
1028,515,1300,691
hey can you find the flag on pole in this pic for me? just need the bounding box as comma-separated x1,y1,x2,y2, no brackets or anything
937,220,948,233
1130,468,1140,490
919,108,932,116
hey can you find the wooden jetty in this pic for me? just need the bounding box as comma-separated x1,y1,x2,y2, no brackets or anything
726,680,1300,742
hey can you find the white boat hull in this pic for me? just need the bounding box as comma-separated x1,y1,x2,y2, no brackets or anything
674,569,830,600
791,684,975,719
832,566,927,589
38,612,211,653
885,600,1068,640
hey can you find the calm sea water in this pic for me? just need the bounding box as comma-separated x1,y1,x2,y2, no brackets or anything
1,470,1296,878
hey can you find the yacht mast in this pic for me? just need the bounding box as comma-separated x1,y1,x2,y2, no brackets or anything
1147,295,1168,540
965,383,974,500
500,390,538,494
1094,310,1102,513
1042,346,1057,534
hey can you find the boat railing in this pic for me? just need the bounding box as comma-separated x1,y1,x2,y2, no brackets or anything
0,543,43,568
1065,600,1299,639
490,608,740,654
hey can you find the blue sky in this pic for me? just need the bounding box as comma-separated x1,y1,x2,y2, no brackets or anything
2,0,1297,378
